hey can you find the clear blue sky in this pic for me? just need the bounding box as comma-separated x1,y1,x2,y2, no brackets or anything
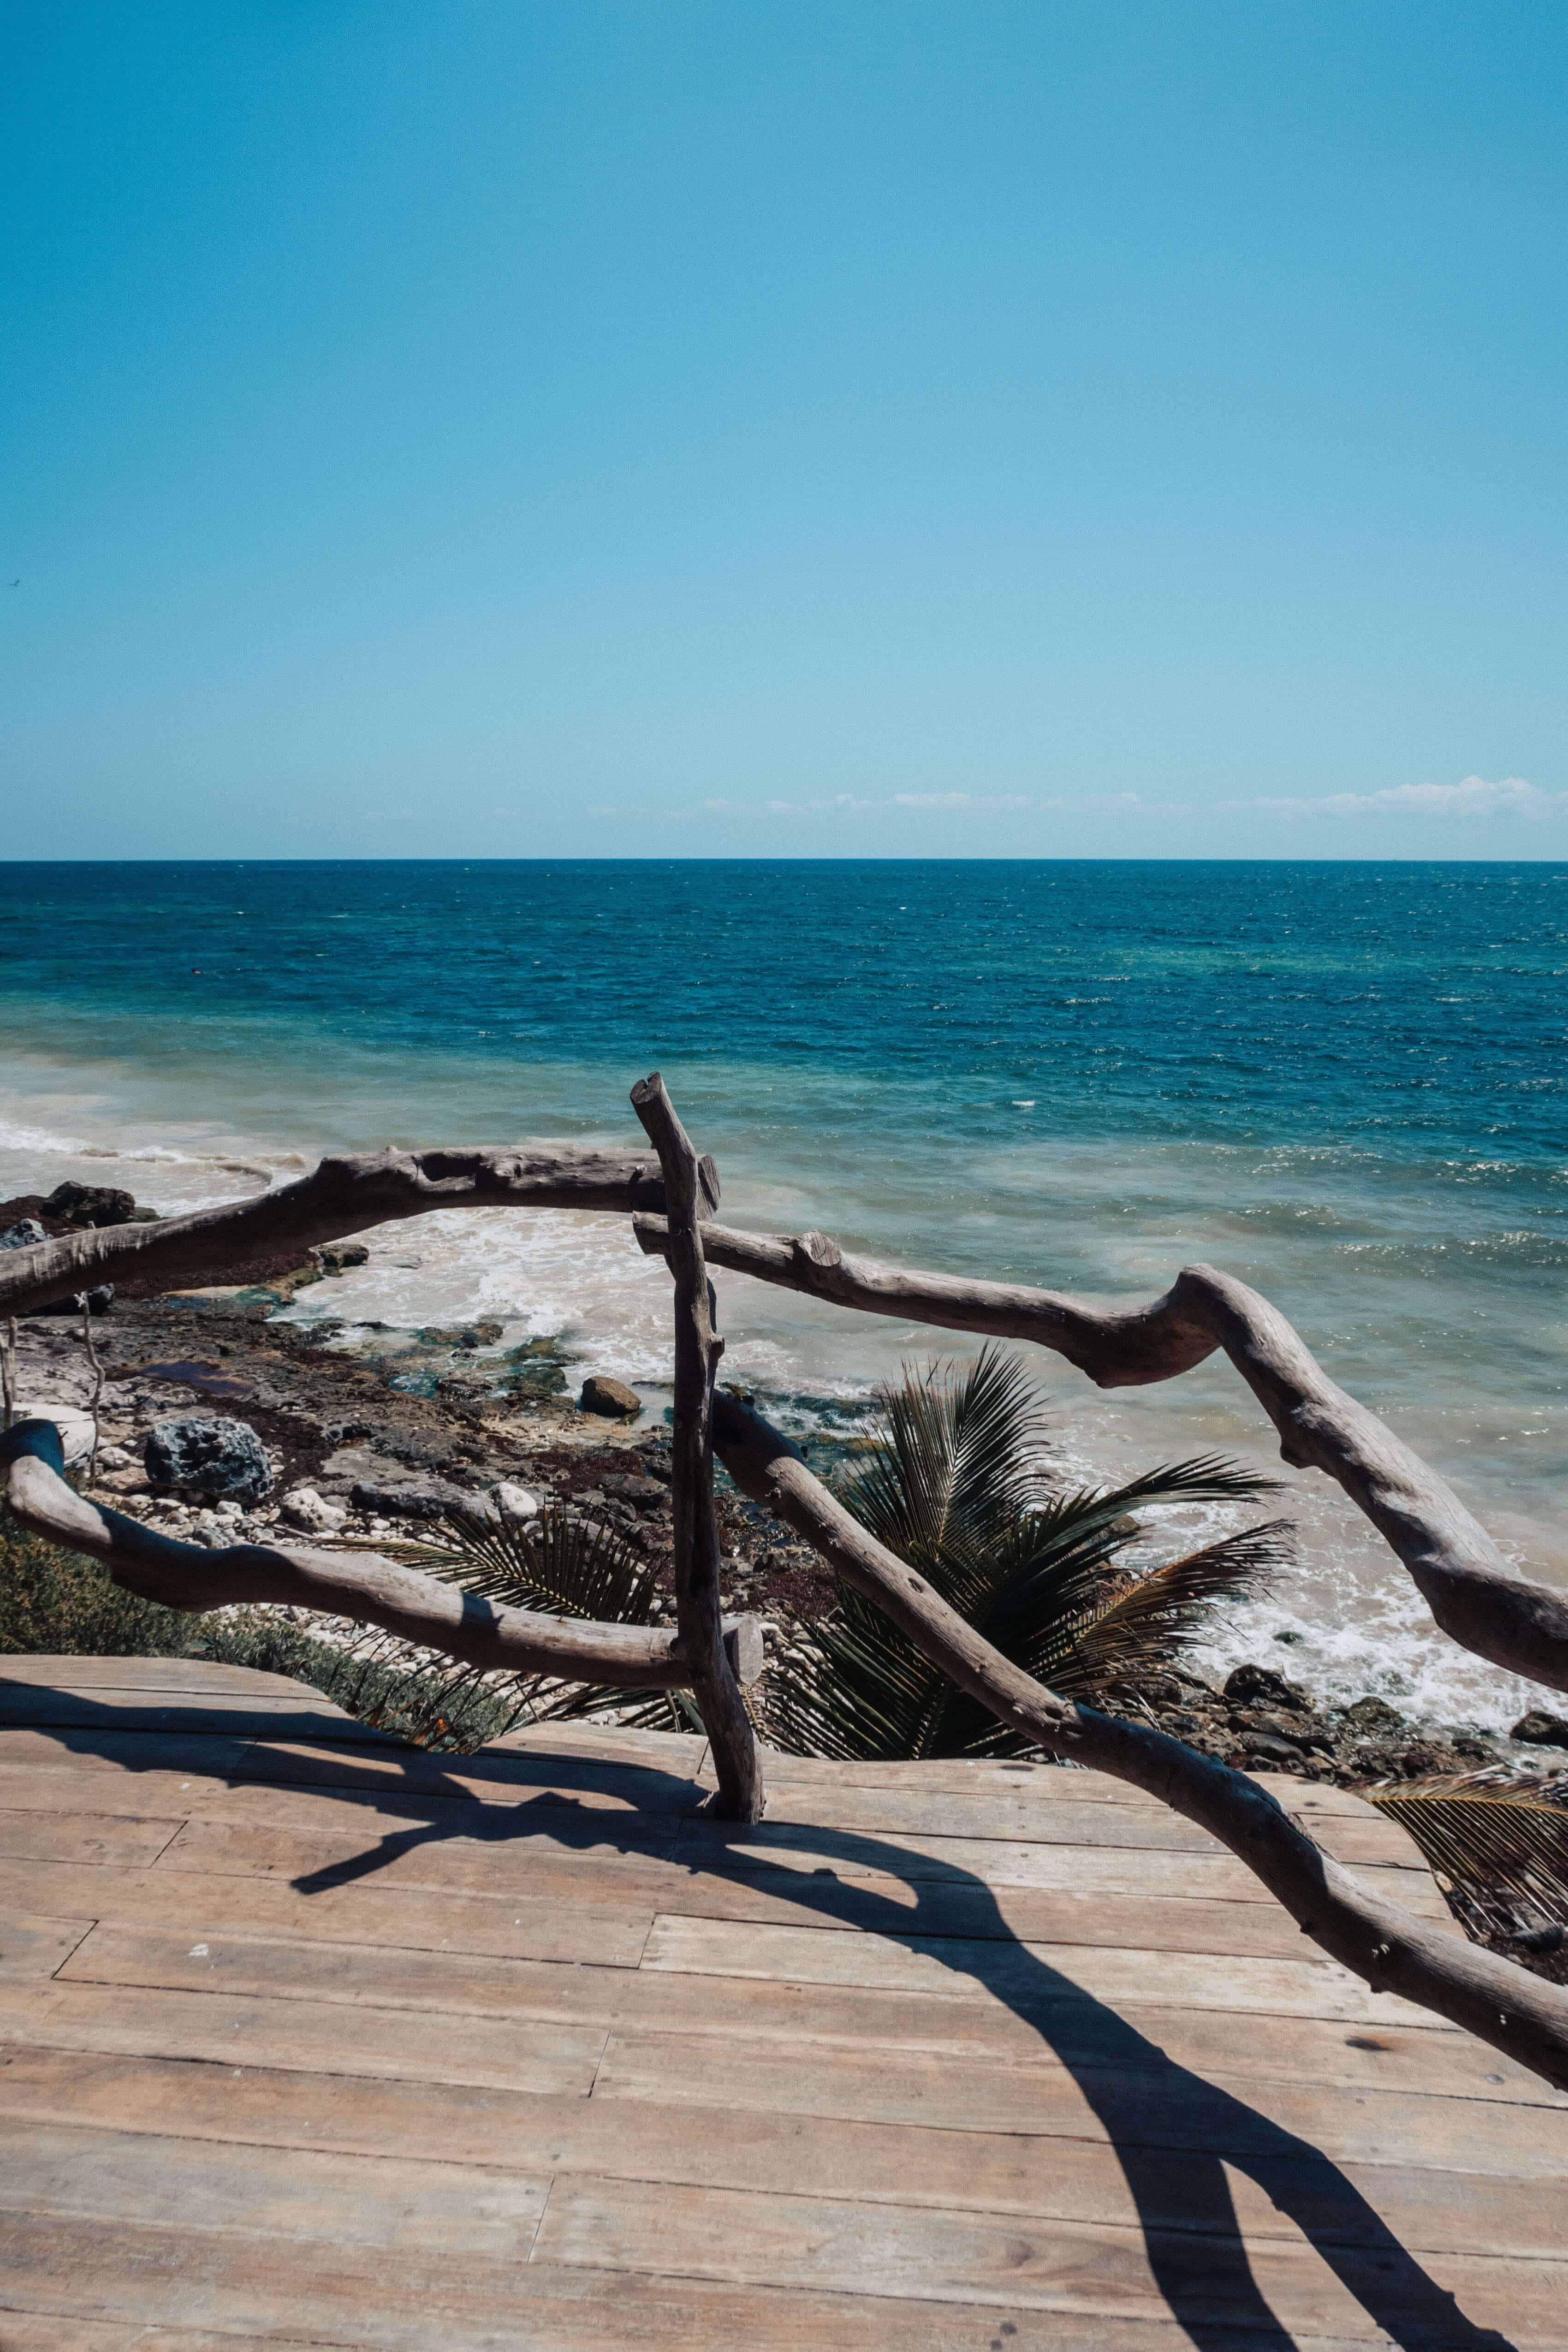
4,3,1564,859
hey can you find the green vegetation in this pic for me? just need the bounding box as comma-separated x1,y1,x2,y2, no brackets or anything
760,1346,1295,1762
0,1507,517,1751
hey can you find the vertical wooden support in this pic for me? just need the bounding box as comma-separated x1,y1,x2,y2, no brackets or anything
630,1073,766,1823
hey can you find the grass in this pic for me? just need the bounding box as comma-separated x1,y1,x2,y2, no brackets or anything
0,1508,518,1751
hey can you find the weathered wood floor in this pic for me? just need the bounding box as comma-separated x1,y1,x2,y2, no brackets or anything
0,1657,1562,2349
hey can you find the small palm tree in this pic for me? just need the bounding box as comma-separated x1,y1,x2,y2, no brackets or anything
398,1503,696,1734
760,1345,1294,1762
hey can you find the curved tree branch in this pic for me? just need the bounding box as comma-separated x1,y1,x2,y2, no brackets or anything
712,1391,1568,2092
638,1214,1568,1694
1,1145,670,1318
1,1420,762,1694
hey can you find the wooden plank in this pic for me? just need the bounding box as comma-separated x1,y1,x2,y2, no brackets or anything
0,1728,258,1780
534,2171,1568,2341
154,1811,680,1888
50,1920,1475,2070
639,1913,1452,2027
0,1857,654,1970
0,1736,709,1818
597,2025,1568,2166
0,2218,1354,2352
0,1979,606,2096
0,1915,95,1984
0,2318,319,2352
16,1952,1524,2105
0,1656,312,1699
0,1688,402,1746
711,1776,1429,1872
0,2044,1560,2252
0,1847,1443,1969
0,2122,550,2257
0,1808,186,1871
671,1813,1437,1900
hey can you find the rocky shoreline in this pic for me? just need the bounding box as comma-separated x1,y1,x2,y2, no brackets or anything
6,1189,1568,1795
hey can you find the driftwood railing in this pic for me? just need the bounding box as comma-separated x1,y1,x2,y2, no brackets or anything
4,1076,1568,2090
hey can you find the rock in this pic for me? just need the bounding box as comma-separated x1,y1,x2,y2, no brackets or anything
94,1443,132,1471
490,1481,540,1520
1237,1707,1325,1750
44,1182,138,1228
93,1464,150,1496
601,1472,668,1506
144,1416,274,1505
1507,1922,1567,1957
1242,1729,1310,1764
34,1285,115,1316
579,1375,642,1420
0,1218,48,1250
279,1485,349,1535
13,1402,96,1466
349,1475,473,1521
1341,1695,1406,1739
318,1242,369,1273
419,1321,504,1351
1223,1663,1311,1712
1510,1710,1568,1747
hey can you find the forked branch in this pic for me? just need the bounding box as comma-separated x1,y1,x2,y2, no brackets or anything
638,1214,1568,1694
631,1077,764,1821
712,1391,1568,2092
1,1420,762,1694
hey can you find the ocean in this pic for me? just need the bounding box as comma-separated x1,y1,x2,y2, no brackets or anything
2,858,1564,1730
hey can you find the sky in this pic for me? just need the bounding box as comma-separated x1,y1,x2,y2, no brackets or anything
3,3,1565,861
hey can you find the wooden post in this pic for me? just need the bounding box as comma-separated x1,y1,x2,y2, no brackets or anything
631,1074,765,1822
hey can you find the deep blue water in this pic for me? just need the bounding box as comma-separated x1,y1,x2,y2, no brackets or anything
3,858,1565,1166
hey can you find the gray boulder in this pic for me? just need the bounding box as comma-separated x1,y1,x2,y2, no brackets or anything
1511,1709,1568,1747
579,1374,642,1419
350,1475,474,1521
0,1219,48,1250
35,1284,114,1316
45,1181,141,1228
145,1416,274,1505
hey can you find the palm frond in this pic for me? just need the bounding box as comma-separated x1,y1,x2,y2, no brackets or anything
840,1347,1053,1605
762,1347,1293,1763
1024,1520,1296,1699
1365,1778,1568,1961
389,1506,686,1732
409,1506,659,1625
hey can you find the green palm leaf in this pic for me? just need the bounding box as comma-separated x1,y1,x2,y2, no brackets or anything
760,1347,1292,1762
395,1506,689,1731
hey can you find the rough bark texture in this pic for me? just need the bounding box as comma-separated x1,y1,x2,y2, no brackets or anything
0,1146,671,1319
638,1213,1568,1695
2,1419,762,1693
712,1391,1568,2092
630,1079,764,1822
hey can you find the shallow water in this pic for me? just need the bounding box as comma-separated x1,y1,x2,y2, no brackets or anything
2,858,1564,1728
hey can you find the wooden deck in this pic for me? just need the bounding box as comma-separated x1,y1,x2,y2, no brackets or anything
0,1657,1562,2350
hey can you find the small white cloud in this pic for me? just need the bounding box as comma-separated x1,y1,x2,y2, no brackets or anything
1225,775,1563,821
703,797,731,810
891,791,1033,812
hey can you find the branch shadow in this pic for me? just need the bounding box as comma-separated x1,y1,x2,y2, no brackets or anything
4,1687,1523,2352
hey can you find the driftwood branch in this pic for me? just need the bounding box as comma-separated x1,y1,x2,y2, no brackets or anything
712,1392,1568,2091
638,1214,1568,1696
1,1420,762,1694
0,1145,671,1319
631,1078,764,1822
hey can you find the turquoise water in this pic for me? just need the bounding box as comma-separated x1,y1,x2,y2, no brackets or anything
2,859,1565,1725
